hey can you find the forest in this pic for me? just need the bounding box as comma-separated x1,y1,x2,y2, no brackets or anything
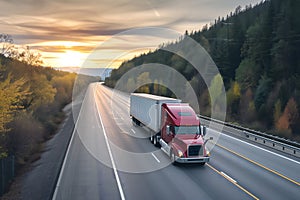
105,0,300,142
0,35,98,168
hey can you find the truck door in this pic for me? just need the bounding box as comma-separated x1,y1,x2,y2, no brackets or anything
164,124,175,143
161,108,174,143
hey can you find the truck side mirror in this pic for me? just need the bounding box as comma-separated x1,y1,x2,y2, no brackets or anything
166,125,170,135
202,126,207,136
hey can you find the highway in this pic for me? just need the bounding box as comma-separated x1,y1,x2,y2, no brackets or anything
53,83,300,200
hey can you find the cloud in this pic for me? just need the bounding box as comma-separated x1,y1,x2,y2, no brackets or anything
31,45,94,53
0,0,262,67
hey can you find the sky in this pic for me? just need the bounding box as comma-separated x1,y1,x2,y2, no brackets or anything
0,0,262,69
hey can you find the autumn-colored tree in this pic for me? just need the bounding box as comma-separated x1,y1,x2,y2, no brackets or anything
198,89,211,116
276,98,299,136
136,72,151,93
0,74,29,133
273,100,282,125
209,74,223,107
239,88,255,122
126,78,136,92
51,73,76,105
26,73,57,111
0,71,30,158
227,81,241,115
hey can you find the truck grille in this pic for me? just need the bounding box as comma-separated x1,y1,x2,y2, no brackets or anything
188,145,203,157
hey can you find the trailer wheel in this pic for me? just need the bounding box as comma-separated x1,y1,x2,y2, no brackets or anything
132,117,136,126
150,135,154,143
153,135,157,146
132,117,141,126
136,120,141,126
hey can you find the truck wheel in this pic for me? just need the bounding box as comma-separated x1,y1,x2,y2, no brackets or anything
199,162,206,166
153,135,160,147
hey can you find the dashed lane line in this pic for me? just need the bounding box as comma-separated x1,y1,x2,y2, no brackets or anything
206,163,259,200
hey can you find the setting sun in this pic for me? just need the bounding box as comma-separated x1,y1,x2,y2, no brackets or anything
58,50,85,67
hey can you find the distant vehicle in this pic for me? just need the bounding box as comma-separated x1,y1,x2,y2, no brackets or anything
130,93,212,165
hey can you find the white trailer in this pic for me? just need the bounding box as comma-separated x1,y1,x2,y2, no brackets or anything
130,93,181,133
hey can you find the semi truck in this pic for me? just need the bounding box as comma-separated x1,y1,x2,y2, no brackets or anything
130,93,212,165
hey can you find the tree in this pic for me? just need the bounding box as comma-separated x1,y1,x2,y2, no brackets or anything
17,46,43,66
153,79,159,94
0,74,28,133
235,59,260,90
126,78,136,92
239,88,256,122
1,34,43,66
273,99,282,125
276,98,299,136
51,74,76,105
0,33,14,57
0,71,29,157
26,73,57,111
254,77,272,112
136,72,151,93
227,81,241,115
209,74,224,109
235,5,242,15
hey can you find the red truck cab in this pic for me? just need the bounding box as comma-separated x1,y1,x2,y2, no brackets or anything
159,103,211,164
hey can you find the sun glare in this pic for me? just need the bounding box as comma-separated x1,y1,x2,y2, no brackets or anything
58,50,85,67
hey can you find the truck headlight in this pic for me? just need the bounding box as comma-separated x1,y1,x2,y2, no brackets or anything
178,150,184,158
205,147,210,157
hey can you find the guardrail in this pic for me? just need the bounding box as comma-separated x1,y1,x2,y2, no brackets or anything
198,115,300,158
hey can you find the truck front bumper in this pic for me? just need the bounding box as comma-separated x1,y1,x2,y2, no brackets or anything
175,156,210,163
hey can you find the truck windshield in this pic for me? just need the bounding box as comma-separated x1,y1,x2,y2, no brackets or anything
174,126,200,135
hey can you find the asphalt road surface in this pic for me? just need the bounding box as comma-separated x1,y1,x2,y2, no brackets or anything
52,83,300,200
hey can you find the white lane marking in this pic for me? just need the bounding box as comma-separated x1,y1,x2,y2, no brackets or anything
218,131,300,165
52,87,89,200
94,89,126,200
220,171,237,183
131,129,136,134
151,153,161,163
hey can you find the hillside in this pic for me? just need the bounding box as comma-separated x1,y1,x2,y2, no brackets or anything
105,0,300,141
0,54,98,165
